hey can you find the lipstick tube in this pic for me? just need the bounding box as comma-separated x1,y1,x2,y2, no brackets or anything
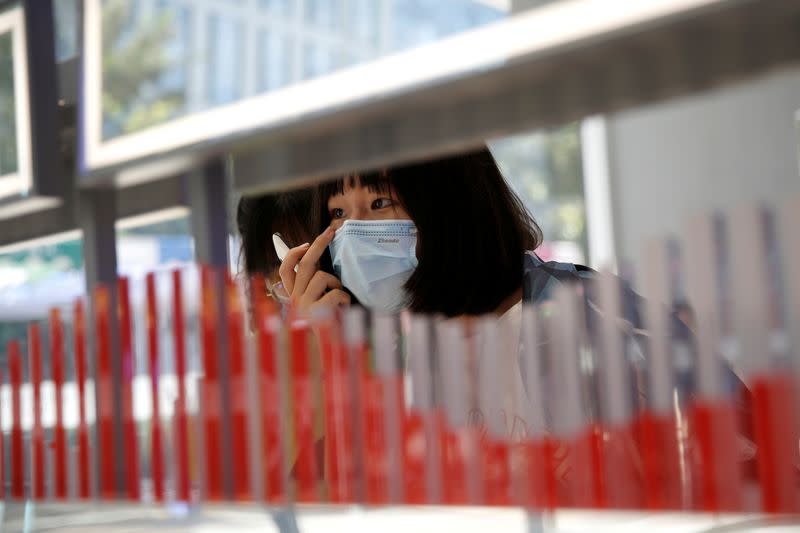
683,213,743,512
405,314,444,505
374,313,404,504
8,340,24,499
94,285,117,499
28,323,46,499
637,238,683,510
551,284,592,508
436,318,481,505
49,308,68,499
475,316,511,506
0,368,4,499
171,269,191,502
359,312,405,504
73,300,92,499
289,317,318,502
117,277,140,500
256,293,287,503
594,270,643,509
225,273,251,500
517,304,558,510
344,307,369,503
778,196,800,507
144,273,164,502
729,205,797,513
361,316,389,505
314,306,354,503
199,265,224,501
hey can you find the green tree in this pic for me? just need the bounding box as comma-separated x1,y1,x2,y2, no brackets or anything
0,31,18,175
102,0,185,139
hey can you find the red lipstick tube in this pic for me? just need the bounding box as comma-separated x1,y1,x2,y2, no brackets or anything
8,340,24,499
315,306,355,503
594,270,643,509
475,317,511,506
49,308,68,499
436,319,481,505
637,239,683,510
145,273,164,502
28,323,46,499
373,313,404,504
729,205,797,513
551,284,593,508
94,285,117,499
199,265,224,501
117,277,140,500
225,273,251,500
73,300,92,499
255,289,286,503
404,314,444,505
171,269,191,502
516,305,558,510
684,214,743,512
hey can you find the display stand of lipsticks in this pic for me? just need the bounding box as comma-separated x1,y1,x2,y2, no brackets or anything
1,198,800,532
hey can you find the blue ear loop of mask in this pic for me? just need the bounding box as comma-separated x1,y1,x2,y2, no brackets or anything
328,219,418,313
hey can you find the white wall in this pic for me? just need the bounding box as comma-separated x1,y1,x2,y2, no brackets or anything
606,67,800,279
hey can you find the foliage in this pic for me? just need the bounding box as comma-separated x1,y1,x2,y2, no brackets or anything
491,122,586,250
0,32,17,175
102,0,185,139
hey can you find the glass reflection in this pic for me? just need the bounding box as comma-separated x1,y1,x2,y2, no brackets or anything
100,0,508,141
0,31,17,176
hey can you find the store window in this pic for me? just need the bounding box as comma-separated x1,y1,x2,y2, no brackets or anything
257,29,293,92
490,123,587,265
0,30,16,177
205,13,245,105
305,0,338,30
54,0,79,62
302,40,335,80
258,0,294,19
96,0,509,142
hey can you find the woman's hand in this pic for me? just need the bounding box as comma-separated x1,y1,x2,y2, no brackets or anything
279,226,351,313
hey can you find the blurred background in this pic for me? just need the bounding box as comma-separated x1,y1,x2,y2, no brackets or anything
0,0,799,476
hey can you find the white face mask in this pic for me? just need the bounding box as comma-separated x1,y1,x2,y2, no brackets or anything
328,219,418,313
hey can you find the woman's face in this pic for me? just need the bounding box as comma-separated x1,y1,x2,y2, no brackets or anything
326,180,411,230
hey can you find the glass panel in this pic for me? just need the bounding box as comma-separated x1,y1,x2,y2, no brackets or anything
0,30,17,176
205,13,245,106
101,0,189,139
490,123,587,264
302,40,335,80
256,29,293,92
98,0,513,142
54,0,80,62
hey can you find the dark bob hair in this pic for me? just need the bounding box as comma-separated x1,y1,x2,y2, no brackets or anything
236,187,315,276
317,146,542,316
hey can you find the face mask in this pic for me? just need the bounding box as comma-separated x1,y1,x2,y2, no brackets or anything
328,219,418,313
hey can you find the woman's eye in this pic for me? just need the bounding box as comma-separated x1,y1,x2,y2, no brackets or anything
330,207,345,219
371,198,394,210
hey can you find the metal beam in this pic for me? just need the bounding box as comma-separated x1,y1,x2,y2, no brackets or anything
232,0,800,195
0,174,189,247
22,0,63,198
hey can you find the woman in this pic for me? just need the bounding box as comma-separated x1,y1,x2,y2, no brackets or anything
278,147,549,318
236,186,315,304
276,145,755,478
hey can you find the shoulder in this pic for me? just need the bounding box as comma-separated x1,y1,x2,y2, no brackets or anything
522,251,644,327
522,251,593,303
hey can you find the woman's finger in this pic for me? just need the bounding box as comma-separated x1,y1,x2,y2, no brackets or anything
314,289,351,308
279,242,310,294
301,271,343,303
292,226,336,296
